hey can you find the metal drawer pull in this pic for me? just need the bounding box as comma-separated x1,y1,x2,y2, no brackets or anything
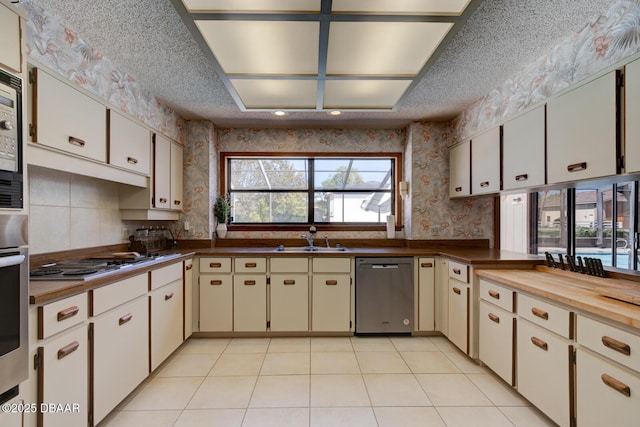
57,341,80,360
119,313,133,326
488,290,500,300
453,268,461,275
325,280,338,286
245,262,257,268
185,264,193,271
488,313,500,323
244,280,256,286
210,279,222,285
159,198,168,204
515,173,528,182
531,307,549,320
531,336,548,351
174,200,181,205
421,262,433,268
455,186,462,192
127,156,138,165
567,162,587,172
480,181,490,188
283,280,296,285
602,336,631,356
68,136,86,147
57,306,79,322
452,287,461,295
165,292,174,301
210,262,222,268
601,374,631,397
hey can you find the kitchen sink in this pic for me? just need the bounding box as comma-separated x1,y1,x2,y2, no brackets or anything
273,245,349,253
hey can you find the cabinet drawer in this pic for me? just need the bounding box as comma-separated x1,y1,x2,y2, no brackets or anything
479,279,515,312
448,261,469,283
479,301,514,385
38,293,88,339
518,293,572,339
150,262,182,290
235,257,267,273
92,273,147,316
517,319,572,427
313,257,351,273
577,314,640,373
108,109,151,175
200,274,233,332
270,257,309,273
576,348,640,427
150,280,183,370
200,257,231,273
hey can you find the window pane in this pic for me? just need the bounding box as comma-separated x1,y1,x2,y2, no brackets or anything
229,159,308,190
314,159,392,190
615,183,632,269
314,191,390,223
230,192,308,223
575,186,613,266
535,190,568,255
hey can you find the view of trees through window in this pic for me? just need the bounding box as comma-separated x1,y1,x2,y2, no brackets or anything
227,156,394,224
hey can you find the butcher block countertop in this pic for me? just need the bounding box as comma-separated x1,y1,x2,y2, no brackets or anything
476,266,640,330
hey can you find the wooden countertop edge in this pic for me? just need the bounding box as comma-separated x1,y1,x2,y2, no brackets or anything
29,252,196,305
475,267,640,330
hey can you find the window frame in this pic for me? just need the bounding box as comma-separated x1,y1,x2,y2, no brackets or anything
220,152,403,231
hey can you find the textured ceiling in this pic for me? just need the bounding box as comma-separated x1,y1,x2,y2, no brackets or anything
30,0,614,128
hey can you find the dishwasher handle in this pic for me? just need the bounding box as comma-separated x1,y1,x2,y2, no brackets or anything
371,264,400,269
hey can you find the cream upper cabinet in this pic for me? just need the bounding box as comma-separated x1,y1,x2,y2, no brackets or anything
31,67,107,162
170,141,184,210
0,2,22,73
449,141,470,198
154,134,171,209
108,109,151,175
625,58,640,173
502,105,546,190
547,71,620,184
471,126,501,195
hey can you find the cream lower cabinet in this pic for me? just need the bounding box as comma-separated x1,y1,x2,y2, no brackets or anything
150,263,184,371
199,257,233,332
270,258,309,332
311,258,351,332
233,258,267,332
417,258,435,331
184,259,194,338
447,261,470,353
435,258,449,334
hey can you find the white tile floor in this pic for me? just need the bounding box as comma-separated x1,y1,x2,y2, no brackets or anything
99,336,555,427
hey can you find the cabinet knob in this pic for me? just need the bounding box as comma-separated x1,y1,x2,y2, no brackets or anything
244,280,256,286
530,336,548,351
567,162,587,172
480,181,490,188
68,136,86,147
531,307,549,320
325,280,338,286
455,186,462,192
174,200,181,206
420,262,433,268
210,280,222,285
488,290,500,300
57,341,80,360
488,313,500,323
127,156,138,165
119,313,133,326
601,336,631,356
210,262,222,268
57,306,79,322
245,262,257,268
159,198,168,204
283,280,296,285
452,287,461,295
453,268,461,275
601,374,631,397
185,264,193,271
515,173,528,182
165,292,174,300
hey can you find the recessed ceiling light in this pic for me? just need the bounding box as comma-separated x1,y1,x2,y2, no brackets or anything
329,110,342,116
273,111,287,116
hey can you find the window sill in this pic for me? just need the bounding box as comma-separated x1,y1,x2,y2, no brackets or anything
227,224,402,232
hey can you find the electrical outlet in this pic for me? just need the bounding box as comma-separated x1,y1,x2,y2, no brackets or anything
121,228,129,240
184,221,190,231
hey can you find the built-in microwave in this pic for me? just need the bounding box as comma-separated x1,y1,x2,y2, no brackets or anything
0,68,22,209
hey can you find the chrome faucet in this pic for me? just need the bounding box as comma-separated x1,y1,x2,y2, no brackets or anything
301,234,314,247
324,236,330,248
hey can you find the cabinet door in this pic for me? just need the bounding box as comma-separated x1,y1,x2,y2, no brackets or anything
517,319,572,427
199,274,233,332
92,296,148,424
170,142,183,211
418,258,435,331
184,259,194,338
479,301,514,385
449,141,470,197
270,274,309,332
576,348,640,427
447,280,469,353
233,275,267,332
33,68,107,162
471,127,501,195
108,109,151,175
503,105,546,189
547,71,619,183
38,325,88,427
435,258,449,334
150,280,183,371
312,274,351,332
625,58,640,173
153,134,171,209
0,3,21,73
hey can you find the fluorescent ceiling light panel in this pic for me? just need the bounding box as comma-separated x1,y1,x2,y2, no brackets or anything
182,0,321,13
332,0,471,15
230,79,318,109
324,80,412,109
195,20,319,75
326,22,453,76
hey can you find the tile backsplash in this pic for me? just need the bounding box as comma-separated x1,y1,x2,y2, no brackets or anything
29,166,124,254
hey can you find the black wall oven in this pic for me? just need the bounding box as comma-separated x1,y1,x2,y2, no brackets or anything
0,215,28,403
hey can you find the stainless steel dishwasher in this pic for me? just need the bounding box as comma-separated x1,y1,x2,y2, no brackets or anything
355,257,414,334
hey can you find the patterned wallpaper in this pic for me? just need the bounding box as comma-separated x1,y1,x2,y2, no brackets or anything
19,0,184,143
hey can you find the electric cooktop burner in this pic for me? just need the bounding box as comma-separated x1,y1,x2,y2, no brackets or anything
29,268,64,276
